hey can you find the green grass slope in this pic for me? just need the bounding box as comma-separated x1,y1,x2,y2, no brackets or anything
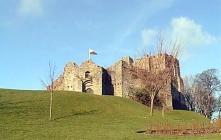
0,89,220,140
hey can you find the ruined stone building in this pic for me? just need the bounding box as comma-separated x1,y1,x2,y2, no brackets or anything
53,54,186,109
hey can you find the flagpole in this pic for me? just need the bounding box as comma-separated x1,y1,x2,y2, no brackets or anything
88,48,90,60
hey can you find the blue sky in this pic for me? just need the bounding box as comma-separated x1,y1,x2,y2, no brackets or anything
0,0,220,90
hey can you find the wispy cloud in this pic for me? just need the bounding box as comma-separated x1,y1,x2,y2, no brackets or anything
170,17,218,47
113,0,175,47
18,0,43,16
141,17,220,60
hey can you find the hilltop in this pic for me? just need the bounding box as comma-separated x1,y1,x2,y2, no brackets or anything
0,89,220,140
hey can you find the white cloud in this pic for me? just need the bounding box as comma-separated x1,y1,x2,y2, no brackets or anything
141,17,220,60
142,17,219,48
18,0,43,16
170,17,217,47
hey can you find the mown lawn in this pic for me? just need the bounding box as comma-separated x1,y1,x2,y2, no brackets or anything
0,89,220,140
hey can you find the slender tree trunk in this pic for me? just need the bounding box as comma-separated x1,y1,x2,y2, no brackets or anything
206,93,211,119
49,91,53,120
162,105,165,117
150,95,154,116
161,93,165,117
219,109,221,119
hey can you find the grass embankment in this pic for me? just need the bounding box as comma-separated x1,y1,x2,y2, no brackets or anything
0,89,220,140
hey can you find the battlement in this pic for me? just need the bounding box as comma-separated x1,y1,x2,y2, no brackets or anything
52,54,185,109
116,54,181,77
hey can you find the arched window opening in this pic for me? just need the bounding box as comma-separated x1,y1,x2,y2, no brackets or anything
85,71,91,78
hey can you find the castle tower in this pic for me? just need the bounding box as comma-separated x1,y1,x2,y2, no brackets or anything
52,53,186,110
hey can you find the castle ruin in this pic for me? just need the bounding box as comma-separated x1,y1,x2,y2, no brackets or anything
53,54,186,109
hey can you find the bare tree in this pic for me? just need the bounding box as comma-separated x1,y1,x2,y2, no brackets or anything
183,69,221,119
183,76,197,111
160,92,166,118
41,62,56,121
129,33,181,117
130,66,171,116
155,32,181,58
218,95,221,119
195,69,221,119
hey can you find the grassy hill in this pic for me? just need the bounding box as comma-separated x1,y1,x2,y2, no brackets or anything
0,89,220,140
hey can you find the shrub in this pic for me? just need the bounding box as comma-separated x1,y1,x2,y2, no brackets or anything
215,118,221,127
128,87,162,107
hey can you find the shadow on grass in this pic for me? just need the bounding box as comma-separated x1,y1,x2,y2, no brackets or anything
136,130,146,133
0,100,39,108
54,109,97,120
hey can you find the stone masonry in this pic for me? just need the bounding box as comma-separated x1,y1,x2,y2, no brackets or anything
53,54,186,109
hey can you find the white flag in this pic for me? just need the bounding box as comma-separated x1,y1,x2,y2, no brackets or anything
89,48,97,55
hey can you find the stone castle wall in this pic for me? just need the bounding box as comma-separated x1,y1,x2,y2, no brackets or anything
107,60,124,97
53,60,103,95
52,54,186,109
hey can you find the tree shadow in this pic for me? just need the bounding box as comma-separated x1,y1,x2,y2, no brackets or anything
54,109,97,120
136,130,146,133
0,100,38,109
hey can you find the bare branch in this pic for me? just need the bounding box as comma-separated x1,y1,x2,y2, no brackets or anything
41,61,57,120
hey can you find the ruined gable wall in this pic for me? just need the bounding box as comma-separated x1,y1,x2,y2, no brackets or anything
64,62,82,91
53,62,82,92
53,74,65,90
79,60,103,95
53,60,103,95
